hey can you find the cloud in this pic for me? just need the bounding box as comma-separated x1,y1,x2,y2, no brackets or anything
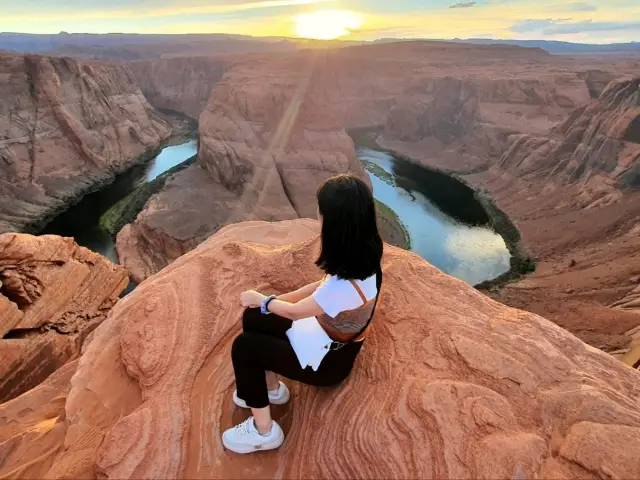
4,0,336,22
510,18,640,35
564,2,597,12
449,1,477,8
510,18,564,32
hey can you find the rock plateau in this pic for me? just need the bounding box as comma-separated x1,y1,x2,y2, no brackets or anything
0,52,172,233
1,219,639,479
0,233,128,403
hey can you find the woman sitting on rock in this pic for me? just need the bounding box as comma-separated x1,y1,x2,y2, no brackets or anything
222,173,383,454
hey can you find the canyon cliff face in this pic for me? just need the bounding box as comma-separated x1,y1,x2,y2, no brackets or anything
129,57,232,119
500,76,640,207
0,53,172,234
116,43,589,282
0,233,127,403
380,72,590,172
446,77,638,352
119,48,402,282
2,220,640,479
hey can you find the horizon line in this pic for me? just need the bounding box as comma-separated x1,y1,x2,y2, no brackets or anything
0,32,638,46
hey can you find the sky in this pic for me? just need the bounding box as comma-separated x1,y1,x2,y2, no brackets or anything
2,0,639,44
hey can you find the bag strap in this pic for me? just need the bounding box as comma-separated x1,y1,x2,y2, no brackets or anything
348,280,368,304
350,264,383,343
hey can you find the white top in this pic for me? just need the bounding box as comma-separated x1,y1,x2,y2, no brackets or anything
312,274,378,317
286,273,378,372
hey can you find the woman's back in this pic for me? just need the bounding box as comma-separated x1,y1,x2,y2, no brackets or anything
313,273,378,338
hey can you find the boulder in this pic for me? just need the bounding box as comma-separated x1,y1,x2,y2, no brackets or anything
0,233,128,402
2,219,639,479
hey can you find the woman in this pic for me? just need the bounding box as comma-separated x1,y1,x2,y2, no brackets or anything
222,173,383,454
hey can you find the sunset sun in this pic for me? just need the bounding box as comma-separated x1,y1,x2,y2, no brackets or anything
293,9,364,40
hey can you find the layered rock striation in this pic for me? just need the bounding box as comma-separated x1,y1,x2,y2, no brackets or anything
129,57,232,120
0,233,128,403
500,76,640,206
1,220,639,479
0,53,172,233
379,74,590,172
115,42,591,282
458,77,639,350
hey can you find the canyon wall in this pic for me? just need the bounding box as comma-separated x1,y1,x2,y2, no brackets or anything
0,233,127,403
489,77,640,350
383,73,640,351
128,57,232,119
500,76,640,206
119,48,405,282
0,53,172,234
116,42,591,282
379,72,591,172
2,220,640,479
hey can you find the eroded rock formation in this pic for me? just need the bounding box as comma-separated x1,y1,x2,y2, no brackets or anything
385,77,480,144
1,219,639,479
500,76,640,207
451,77,638,351
116,42,594,282
0,233,127,403
118,48,401,282
0,52,172,233
379,74,590,172
129,57,232,119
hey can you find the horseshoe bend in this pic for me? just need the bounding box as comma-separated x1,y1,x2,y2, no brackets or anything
0,23,640,480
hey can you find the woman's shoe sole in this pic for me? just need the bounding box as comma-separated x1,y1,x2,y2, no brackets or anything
222,430,285,454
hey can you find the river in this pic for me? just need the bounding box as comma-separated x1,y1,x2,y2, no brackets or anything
359,148,511,285
42,139,198,264
42,139,509,287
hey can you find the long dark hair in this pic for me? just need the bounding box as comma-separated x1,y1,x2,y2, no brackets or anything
315,174,383,280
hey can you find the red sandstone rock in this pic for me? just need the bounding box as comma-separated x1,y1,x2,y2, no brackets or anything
129,57,232,119
2,219,640,479
385,77,480,143
0,52,172,233
116,42,599,282
499,76,640,207
0,233,128,402
365,68,639,352
0,359,77,479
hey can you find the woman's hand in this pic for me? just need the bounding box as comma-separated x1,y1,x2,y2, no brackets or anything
240,290,266,308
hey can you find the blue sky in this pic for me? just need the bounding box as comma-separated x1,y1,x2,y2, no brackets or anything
2,0,639,43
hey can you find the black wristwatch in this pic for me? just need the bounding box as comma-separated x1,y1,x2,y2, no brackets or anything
261,295,277,314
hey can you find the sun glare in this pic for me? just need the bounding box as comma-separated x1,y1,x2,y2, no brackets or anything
293,9,364,40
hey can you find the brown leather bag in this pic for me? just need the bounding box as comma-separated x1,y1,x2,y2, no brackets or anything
318,265,383,345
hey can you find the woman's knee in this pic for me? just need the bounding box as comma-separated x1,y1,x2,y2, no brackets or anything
242,307,261,331
232,332,252,358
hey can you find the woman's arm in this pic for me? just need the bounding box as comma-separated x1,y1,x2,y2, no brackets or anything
276,280,322,303
265,296,324,320
240,290,325,321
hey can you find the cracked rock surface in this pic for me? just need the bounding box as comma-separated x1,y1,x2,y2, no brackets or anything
0,233,128,402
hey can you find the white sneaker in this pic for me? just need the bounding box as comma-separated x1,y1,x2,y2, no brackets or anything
222,417,285,454
233,381,290,409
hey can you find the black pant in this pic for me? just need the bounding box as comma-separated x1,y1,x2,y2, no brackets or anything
232,308,363,409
